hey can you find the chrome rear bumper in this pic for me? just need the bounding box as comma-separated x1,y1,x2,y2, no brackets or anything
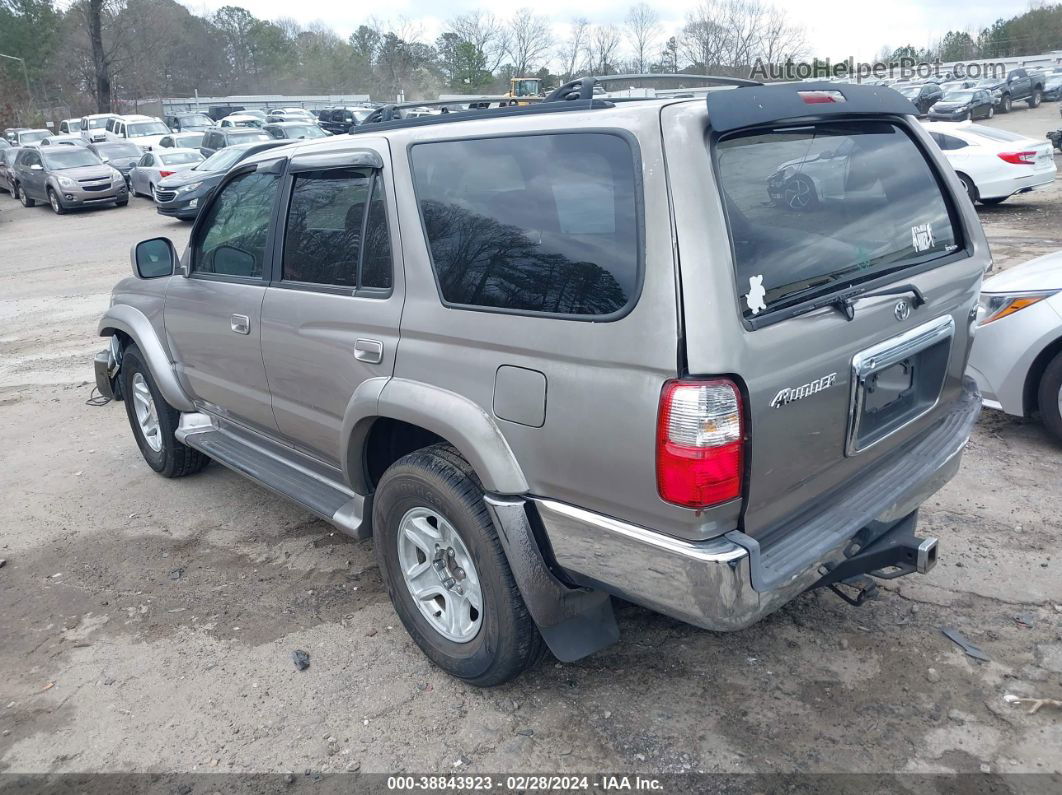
534,378,980,631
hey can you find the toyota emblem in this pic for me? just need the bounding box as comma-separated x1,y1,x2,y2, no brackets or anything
894,299,911,321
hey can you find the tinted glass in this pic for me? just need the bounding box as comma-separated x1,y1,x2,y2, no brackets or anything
411,133,639,316
361,174,392,289
193,171,279,278
282,169,370,286
716,121,960,319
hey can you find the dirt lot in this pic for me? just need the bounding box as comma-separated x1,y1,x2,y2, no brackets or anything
1,102,1061,781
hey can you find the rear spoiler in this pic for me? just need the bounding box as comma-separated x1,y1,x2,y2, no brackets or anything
705,81,919,132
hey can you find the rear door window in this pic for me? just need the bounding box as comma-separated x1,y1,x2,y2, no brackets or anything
715,121,960,320
410,132,640,318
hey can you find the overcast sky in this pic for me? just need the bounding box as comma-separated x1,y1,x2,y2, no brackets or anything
179,0,1015,63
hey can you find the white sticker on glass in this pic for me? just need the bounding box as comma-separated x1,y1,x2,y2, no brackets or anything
746,274,767,315
911,223,935,253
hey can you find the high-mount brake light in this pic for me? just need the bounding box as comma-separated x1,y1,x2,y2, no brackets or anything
798,90,846,105
656,379,744,509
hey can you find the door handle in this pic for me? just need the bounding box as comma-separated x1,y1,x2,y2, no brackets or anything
354,338,383,364
230,314,250,335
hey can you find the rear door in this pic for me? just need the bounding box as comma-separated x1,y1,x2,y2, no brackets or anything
259,140,403,466
664,91,986,539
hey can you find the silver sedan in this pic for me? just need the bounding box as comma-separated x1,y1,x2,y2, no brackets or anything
967,250,1062,442
128,148,204,199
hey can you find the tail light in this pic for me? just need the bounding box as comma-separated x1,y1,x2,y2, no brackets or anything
998,151,1036,165
159,170,175,177
656,379,744,509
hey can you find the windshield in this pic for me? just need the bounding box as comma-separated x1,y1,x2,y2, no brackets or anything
160,151,203,165
352,109,373,123
943,91,975,102
178,114,212,127
195,147,245,171
65,120,82,131
227,118,262,128
280,124,326,138
127,121,170,137
42,148,103,170
20,130,49,143
716,121,960,319
1047,76,1062,87
95,142,141,159
228,130,270,143
176,134,204,147
898,87,919,97
86,118,111,129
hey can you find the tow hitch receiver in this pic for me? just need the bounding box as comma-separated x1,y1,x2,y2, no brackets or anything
811,511,937,606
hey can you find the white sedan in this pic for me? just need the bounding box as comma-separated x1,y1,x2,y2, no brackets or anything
968,250,1062,442
922,121,1057,205
128,148,204,199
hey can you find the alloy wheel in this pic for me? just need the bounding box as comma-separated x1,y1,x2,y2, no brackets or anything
131,372,163,453
396,506,482,643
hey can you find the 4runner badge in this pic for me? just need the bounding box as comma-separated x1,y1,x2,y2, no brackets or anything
770,372,838,408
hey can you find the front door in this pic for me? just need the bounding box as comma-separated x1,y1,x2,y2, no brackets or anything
165,164,283,433
260,140,402,466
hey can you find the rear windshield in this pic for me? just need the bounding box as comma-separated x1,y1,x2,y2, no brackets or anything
715,121,960,319
964,124,1025,143
95,142,140,158
161,151,202,165
228,130,270,143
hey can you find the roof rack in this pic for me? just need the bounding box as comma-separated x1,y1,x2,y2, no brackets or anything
545,73,761,102
352,98,614,134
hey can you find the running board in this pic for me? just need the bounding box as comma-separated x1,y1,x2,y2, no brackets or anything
176,413,369,539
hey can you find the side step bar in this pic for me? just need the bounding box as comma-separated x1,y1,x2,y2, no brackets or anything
176,413,369,538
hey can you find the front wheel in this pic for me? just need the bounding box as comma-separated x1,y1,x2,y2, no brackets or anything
48,189,66,215
18,184,34,207
1001,94,1012,113
120,344,209,478
1038,351,1062,443
987,106,995,119
373,444,545,686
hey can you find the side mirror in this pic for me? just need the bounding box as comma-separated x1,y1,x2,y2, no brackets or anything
131,237,176,279
30,163,43,170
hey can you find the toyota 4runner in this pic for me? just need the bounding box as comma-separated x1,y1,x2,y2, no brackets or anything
96,79,985,686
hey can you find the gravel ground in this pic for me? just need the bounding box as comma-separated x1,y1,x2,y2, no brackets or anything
1,103,1061,779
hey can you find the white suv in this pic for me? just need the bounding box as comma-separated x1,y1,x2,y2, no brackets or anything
107,115,173,151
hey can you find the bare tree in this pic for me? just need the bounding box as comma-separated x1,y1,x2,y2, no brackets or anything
447,11,509,74
759,4,806,63
681,0,805,70
507,8,553,77
587,24,622,75
557,17,590,81
624,4,660,73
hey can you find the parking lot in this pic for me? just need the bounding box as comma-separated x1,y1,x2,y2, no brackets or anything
1,102,1061,778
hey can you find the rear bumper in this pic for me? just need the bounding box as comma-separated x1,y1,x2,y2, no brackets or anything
535,377,980,631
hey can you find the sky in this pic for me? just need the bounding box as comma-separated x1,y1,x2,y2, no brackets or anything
179,0,1022,63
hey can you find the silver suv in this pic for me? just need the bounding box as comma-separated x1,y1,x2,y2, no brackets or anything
95,80,985,685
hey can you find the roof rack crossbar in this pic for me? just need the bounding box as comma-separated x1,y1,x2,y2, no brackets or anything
351,99,616,135
544,73,761,102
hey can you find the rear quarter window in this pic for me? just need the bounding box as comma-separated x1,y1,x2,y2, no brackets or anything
410,132,641,318
715,121,961,320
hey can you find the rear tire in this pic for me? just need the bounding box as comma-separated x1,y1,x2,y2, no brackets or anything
987,106,995,119
120,344,209,478
957,173,978,205
373,444,546,686
1001,94,1012,113
1028,89,1042,109
1038,352,1062,443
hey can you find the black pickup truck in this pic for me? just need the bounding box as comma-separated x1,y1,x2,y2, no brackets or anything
982,68,1046,112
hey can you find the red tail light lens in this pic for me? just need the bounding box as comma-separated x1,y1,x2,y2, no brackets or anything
798,90,846,105
656,379,744,509
997,151,1036,165
158,170,175,177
